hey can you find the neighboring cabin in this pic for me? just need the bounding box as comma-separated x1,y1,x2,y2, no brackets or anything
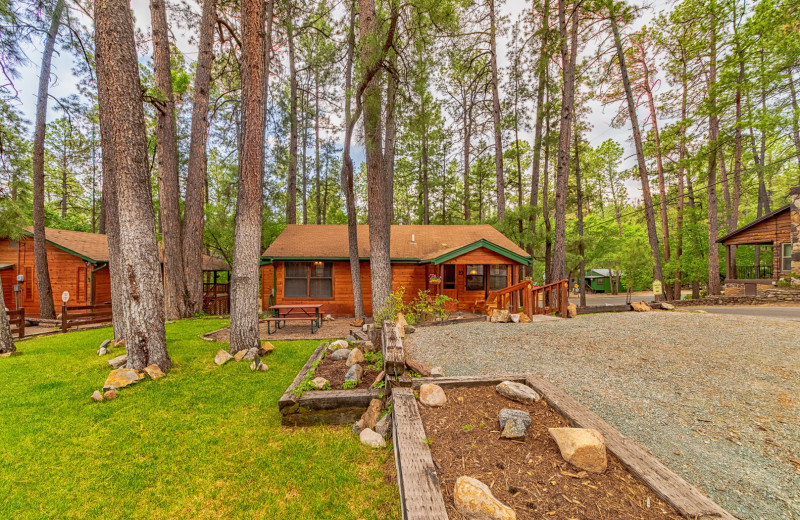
260,225,532,316
718,204,794,296
0,228,229,313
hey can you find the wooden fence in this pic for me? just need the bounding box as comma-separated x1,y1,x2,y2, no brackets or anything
203,282,230,315
8,308,25,339
484,279,569,318
61,303,113,333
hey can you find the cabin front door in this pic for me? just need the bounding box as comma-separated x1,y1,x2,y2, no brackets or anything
441,265,458,310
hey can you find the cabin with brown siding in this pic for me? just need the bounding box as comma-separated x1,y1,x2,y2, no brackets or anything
717,205,793,296
0,228,229,314
261,225,532,317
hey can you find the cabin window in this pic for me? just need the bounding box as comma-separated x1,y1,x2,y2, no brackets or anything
782,243,792,272
443,265,456,289
465,265,484,291
284,262,333,298
489,265,508,290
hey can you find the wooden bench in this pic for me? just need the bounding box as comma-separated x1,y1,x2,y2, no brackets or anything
261,316,318,334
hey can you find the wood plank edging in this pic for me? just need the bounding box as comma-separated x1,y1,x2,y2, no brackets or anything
277,343,327,409
392,387,449,520
524,374,738,520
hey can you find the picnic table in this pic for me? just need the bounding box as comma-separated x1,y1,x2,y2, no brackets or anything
263,304,324,334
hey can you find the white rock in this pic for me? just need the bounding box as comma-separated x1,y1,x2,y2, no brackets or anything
359,428,386,448
453,476,516,520
330,339,349,350
430,366,445,378
214,350,233,365
330,348,351,361
509,314,520,323
496,381,541,404
311,377,329,390
419,384,447,407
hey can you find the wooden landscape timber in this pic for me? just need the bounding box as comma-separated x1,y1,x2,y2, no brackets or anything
382,321,405,377
277,342,383,426
413,316,487,328
391,374,736,520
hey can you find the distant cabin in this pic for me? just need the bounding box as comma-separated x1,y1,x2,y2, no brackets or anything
260,225,532,317
0,227,229,313
718,205,793,296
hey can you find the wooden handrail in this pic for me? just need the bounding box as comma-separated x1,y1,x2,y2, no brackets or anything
8,307,24,338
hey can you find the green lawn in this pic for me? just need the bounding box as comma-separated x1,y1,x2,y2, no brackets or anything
0,319,400,519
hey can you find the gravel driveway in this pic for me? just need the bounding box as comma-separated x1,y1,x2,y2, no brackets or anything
404,312,800,520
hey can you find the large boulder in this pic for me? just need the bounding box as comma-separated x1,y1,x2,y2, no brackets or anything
406,358,431,377
490,309,510,323
496,381,541,405
214,350,233,365
548,427,607,473
359,428,386,448
330,339,349,350
331,348,351,361
104,368,143,391
345,364,363,383
631,301,651,312
567,303,577,318
453,476,516,520
419,384,447,407
108,354,127,369
361,399,383,430
346,348,365,367
498,409,531,430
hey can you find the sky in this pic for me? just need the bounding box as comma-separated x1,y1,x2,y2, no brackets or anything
11,0,657,201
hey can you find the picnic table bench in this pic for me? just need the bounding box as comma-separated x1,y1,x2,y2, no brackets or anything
262,304,324,334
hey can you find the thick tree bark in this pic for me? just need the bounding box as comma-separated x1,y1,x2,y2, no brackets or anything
530,0,549,235
95,0,170,370
463,96,472,221
674,57,688,299
301,88,308,224
383,53,398,220
543,97,552,282
551,0,578,283
32,0,66,320
151,0,188,320
790,69,800,181
341,0,364,319
183,0,217,315
0,276,15,354
609,7,665,298
229,0,267,353
360,0,392,316
286,21,298,224
489,0,505,221
315,79,321,224
707,3,721,296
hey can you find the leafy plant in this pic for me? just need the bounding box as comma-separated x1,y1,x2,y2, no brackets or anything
461,424,473,432
341,380,358,390
374,288,406,328
364,350,383,372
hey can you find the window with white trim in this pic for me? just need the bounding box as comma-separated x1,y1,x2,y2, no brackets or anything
782,243,792,272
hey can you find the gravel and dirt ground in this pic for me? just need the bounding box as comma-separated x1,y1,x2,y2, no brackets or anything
204,318,355,342
404,311,800,520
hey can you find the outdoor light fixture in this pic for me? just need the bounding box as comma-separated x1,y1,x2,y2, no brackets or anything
313,261,323,266
469,269,477,275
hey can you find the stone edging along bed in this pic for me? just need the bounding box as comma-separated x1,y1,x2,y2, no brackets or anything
391,375,738,520
277,343,381,426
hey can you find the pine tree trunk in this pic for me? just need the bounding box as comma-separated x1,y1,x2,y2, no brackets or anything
341,0,364,319
575,128,585,308
383,54,398,221
301,88,308,225
707,3,721,296
674,59,688,299
360,0,392,316
0,276,15,354
489,0,505,221
183,0,217,315
151,0,188,320
31,0,66,320
229,0,267,353
315,79,321,224
463,99,472,221
529,0,548,232
543,102,552,283
286,21,298,224
95,0,170,370
551,0,578,283
609,7,665,298
789,69,800,181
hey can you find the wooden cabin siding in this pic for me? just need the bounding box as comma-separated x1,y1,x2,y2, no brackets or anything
722,211,790,246
441,247,514,265
93,266,112,304
1,268,16,310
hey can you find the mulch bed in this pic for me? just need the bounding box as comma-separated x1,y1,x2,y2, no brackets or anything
311,355,381,390
418,386,684,520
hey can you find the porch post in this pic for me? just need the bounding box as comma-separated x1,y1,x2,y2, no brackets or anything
730,244,737,278
725,245,731,280
791,186,800,276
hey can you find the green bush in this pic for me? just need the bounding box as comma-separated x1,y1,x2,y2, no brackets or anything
375,287,456,326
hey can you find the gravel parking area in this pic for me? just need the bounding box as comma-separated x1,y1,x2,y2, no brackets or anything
404,311,800,520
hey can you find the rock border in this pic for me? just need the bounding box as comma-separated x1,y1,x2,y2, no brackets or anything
278,343,382,426
391,374,736,520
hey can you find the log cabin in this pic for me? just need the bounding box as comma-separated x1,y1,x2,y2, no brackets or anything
717,204,794,296
0,228,229,313
260,224,532,317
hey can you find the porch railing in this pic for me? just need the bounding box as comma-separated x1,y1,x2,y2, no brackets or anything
484,279,569,318
8,308,25,339
734,265,773,280
61,303,113,333
203,283,230,315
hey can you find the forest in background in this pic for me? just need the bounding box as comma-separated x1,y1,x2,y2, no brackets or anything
1,0,799,305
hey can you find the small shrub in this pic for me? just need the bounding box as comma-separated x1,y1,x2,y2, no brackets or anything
341,380,358,390
364,350,383,371
461,424,473,432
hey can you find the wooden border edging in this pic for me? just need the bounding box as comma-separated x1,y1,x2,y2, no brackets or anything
278,343,383,426
577,303,633,314
413,316,487,328
393,387,449,520
392,374,737,520
524,374,737,520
